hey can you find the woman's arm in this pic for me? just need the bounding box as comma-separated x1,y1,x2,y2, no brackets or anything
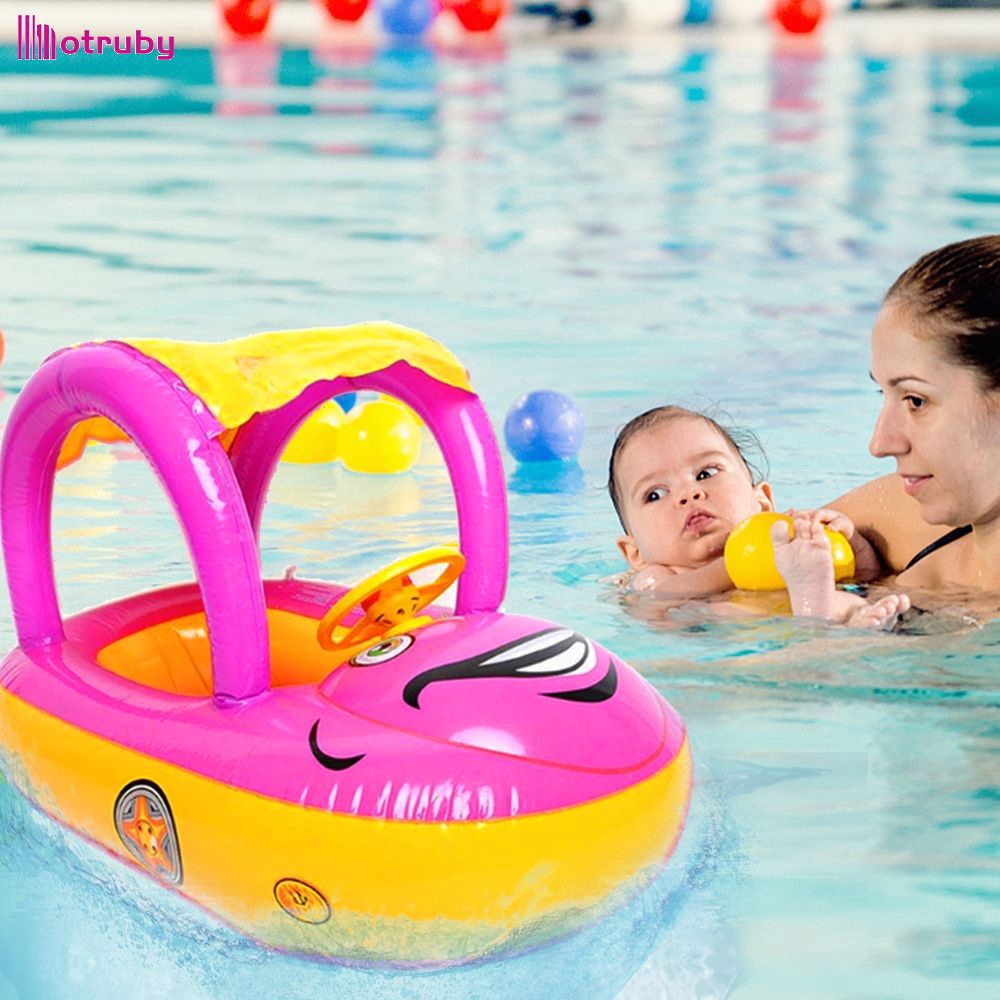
827,473,947,575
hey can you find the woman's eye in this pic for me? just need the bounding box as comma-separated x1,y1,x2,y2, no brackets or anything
903,395,926,410
645,488,666,503
696,466,720,480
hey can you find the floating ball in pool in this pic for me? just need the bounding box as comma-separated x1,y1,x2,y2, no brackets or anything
282,401,343,465
321,0,370,22
451,0,505,33
724,512,854,591
773,0,825,34
219,0,274,36
504,391,585,463
683,0,714,25
378,0,438,36
339,400,421,474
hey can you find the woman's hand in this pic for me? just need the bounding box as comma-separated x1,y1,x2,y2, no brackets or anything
783,507,885,582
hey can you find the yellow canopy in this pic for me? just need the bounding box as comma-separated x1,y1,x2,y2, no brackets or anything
57,323,472,469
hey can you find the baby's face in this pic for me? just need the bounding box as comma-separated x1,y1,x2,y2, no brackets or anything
616,417,774,571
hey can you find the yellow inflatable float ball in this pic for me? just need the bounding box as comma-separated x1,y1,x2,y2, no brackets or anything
724,512,855,591
379,392,424,426
339,399,421,474
281,400,343,464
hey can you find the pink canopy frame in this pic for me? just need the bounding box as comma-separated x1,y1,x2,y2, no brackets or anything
0,340,508,705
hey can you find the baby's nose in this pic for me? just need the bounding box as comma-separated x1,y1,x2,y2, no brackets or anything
678,487,705,505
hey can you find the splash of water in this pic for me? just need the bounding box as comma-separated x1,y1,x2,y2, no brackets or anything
0,766,740,1000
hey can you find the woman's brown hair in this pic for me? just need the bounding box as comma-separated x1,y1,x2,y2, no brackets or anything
886,234,1000,392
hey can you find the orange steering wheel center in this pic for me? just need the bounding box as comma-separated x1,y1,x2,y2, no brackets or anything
317,545,465,653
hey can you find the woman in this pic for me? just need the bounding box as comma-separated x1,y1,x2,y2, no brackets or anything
831,234,1000,591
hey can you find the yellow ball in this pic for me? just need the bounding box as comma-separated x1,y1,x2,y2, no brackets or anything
282,400,342,464
723,512,856,591
339,400,421,475
379,393,424,426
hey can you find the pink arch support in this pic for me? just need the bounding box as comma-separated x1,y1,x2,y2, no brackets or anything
228,361,508,614
0,342,269,703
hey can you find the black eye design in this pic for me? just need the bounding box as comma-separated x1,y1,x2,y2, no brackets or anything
402,628,603,708
477,628,596,677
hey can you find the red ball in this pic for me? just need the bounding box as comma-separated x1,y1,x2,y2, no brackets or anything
452,0,504,32
220,0,274,36
321,0,370,23
773,0,824,35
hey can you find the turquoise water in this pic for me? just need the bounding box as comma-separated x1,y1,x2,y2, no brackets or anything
1,31,999,1000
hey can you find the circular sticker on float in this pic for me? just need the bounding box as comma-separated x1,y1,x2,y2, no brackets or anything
352,633,414,667
274,878,331,924
114,780,183,886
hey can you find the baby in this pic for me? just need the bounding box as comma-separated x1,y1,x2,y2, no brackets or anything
608,406,910,628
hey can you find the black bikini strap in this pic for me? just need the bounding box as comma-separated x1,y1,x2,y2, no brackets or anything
903,525,973,572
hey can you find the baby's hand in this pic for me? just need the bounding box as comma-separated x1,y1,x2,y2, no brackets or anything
783,507,855,539
783,507,883,582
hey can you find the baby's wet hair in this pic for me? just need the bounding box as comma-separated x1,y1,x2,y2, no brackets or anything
607,405,768,530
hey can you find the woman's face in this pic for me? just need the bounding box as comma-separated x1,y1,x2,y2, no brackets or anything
869,300,1000,528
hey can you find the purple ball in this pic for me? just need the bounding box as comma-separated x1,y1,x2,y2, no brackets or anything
503,390,584,463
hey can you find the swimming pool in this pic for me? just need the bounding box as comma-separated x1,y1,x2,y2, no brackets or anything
1,10,999,999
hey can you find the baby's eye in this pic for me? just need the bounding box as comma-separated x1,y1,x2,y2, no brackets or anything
696,466,720,480
644,487,666,503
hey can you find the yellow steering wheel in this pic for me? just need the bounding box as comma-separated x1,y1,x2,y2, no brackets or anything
317,545,465,654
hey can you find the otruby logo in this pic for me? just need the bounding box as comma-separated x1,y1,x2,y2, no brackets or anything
17,13,175,61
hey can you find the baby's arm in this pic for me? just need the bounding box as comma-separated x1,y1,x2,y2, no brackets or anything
630,558,733,596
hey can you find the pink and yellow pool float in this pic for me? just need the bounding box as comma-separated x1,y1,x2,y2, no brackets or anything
0,323,691,964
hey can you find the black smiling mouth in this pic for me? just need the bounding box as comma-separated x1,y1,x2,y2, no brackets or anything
308,720,366,772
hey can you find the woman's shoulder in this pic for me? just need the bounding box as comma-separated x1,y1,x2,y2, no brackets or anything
828,473,950,574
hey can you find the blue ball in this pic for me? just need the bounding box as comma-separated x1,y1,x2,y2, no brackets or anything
378,0,437,37
683,0,713,25
503,390,585,463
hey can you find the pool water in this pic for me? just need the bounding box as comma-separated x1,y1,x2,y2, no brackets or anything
1,23,999,1000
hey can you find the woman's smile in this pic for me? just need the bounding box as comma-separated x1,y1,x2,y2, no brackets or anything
901,474,931,496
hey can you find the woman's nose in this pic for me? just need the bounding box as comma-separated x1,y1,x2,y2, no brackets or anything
869,405,907,458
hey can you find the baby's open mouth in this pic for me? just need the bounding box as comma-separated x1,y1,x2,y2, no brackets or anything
684,511,715,532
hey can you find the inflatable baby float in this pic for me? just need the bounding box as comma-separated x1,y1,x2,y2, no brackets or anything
0,323,691,964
